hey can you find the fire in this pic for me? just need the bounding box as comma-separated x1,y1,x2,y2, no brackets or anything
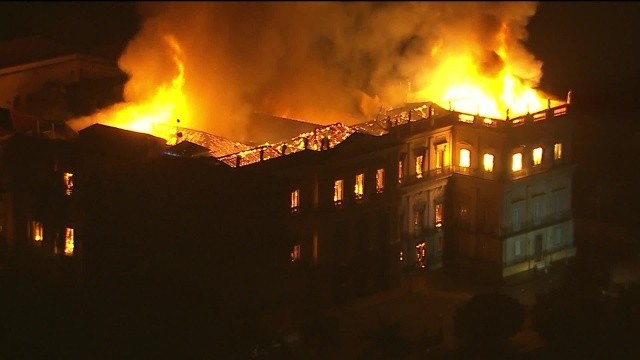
71,34,190,144
413,23,561,119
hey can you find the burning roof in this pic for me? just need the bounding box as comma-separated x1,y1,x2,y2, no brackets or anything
173,127,250,158
218,122,357,168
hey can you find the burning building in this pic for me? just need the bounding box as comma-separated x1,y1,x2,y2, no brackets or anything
0,4,577,351
223,98,574,296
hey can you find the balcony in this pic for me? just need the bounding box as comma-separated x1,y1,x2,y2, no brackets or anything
501,211,572,236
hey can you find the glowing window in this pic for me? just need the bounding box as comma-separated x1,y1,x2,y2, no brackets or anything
435,203,443,228
554,143,562,160
354,173,364,199
333,179,344,204
483,153,494,172
512,153,523,172
398,160,404,184
415,155,424,179
375,168,384,193
290,189,299,212
533,147,543,166
290,244,301,262
64,228,74,256
436,149,445,169
459,149,470,168
32,221,43,242
63,172,74,196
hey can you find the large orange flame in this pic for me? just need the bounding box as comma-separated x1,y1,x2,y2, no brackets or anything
70,34,189,144
413,23,561,118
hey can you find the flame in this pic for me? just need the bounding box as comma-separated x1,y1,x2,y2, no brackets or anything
414,22,561,118
70,34,189,144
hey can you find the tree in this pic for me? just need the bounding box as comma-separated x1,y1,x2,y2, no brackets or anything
454,292,525,354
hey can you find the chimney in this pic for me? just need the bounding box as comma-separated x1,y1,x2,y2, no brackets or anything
236,155,241,167
303,137,309,149
281,144,287,155
566,90,572,104
259,147,265,161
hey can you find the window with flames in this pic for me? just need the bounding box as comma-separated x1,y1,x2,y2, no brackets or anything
32,221,43,242
64,227,74,256
435,203,443,228
290,244,301,262
354,173,364,200
483,153,494,172
291,189,300,212
375,168,384,193
63,172,74,196
334,179,344,205
415,155,424,179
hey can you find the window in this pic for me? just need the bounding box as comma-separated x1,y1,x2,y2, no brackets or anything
434,203,443,228
552,227,563,247
514,239,521,256
290,244,301,262
415,242,426,268
532,198,543,226
290,189,300,212
459,149,470,168
414,209,424,233
63,172,74,196
354,173,364,199
398,160,404,184
64,228,74,256
333,179,344,204
533,147,543,166
436,148,445,169
512,153,523,172
554,143,562,160
375,168,384,193
415,155,424,179
483,153,494,172
436,236,443,252
512,207,521,232
32,221,43,242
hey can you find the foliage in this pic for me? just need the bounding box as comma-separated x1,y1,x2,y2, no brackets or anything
453,291,524,351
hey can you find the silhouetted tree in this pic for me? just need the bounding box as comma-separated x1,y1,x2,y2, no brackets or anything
453,292,524,355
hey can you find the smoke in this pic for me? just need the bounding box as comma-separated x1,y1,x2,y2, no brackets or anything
78,1,545,141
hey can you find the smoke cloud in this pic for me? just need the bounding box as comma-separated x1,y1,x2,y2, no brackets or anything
91,1,545,140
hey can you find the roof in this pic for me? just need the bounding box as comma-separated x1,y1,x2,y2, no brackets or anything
78,123,167,159
163,140,213,158
0,107,75,138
